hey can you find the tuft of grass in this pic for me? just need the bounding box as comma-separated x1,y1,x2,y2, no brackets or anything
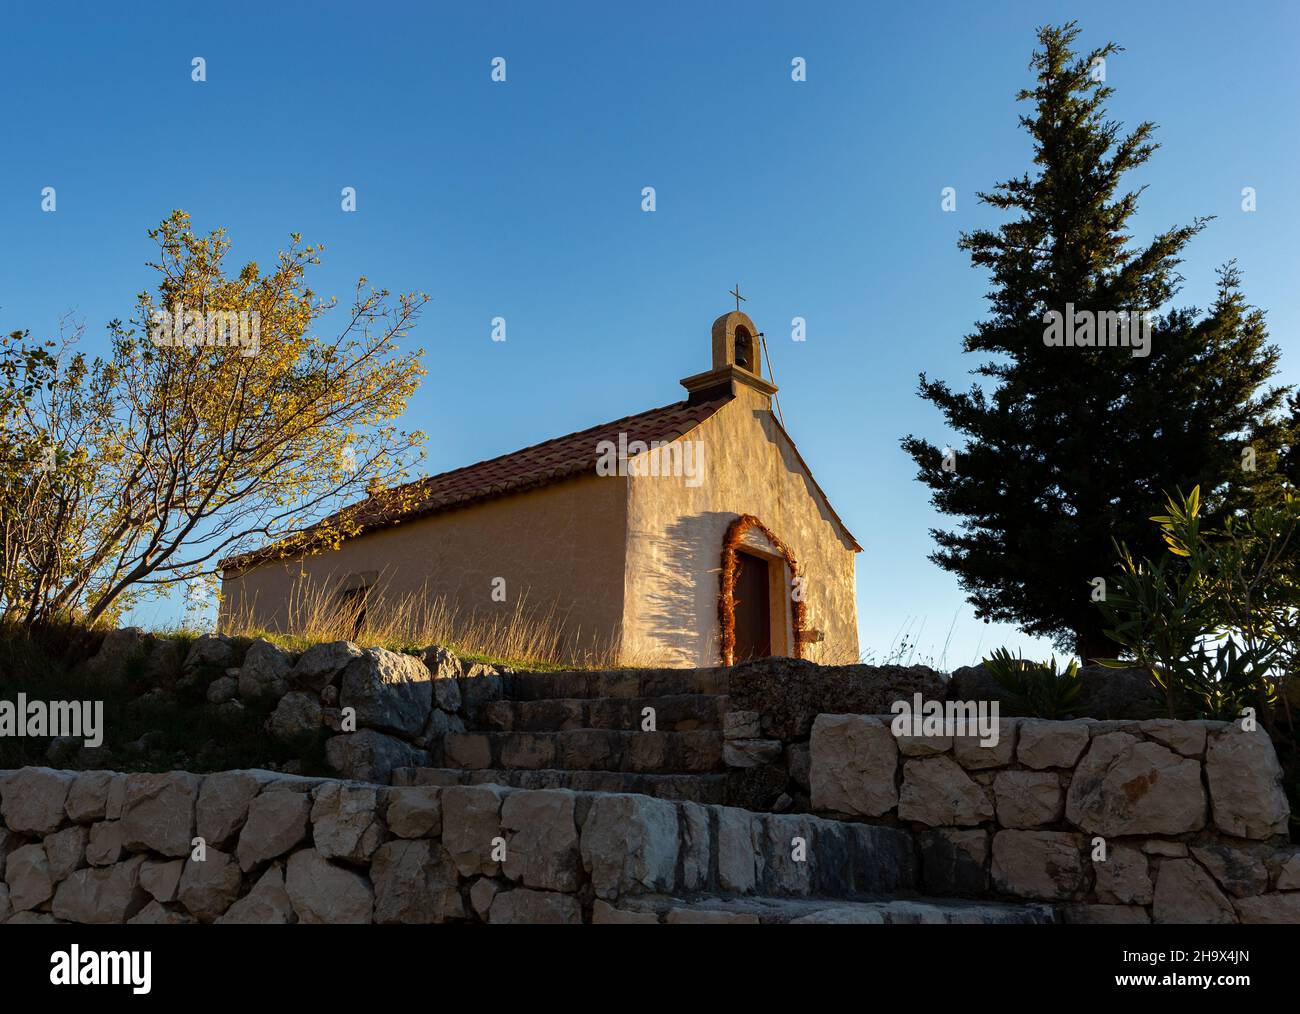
221,575,645,671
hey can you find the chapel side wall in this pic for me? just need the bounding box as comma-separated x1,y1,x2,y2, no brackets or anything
219,474,628,657
620,385,860,667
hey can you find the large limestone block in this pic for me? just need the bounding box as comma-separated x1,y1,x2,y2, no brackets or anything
1204,726,1289,840
216,864,294,924
723,738,783,768
6,842,54,911
140,859,184,903
1234,892,1300,924
238,639,293,701
809,714,899,817
1093,843,1152,905
270,691,324,742
183,633,234,676
992,770,1064,828
894,730,951,758
469,877,498,919
434,679,462,714
339,647,433,737
1275,852,1300,891
500,789,581,892
581,793,679,900
65,771,122,823
952,719,1019,770
44,825,89,883
177,848,243,922
383,786,442,839
1152,858,1237,924
442,784,508,877
897,756,994,826
292,640,364,692
1065,733,1205,836
85,821,124,866
236,790,312,871
82,627,150,688
285,848,374,924
1190,845,1268,898
679,801,711,892
311,783,385,863
422,645,463,680
325,730,428,784
752,814,814,896
196,770,274,846
1,768,75,834
121,772,202,857
489,888,582,925
716,806,757,894
1015,720,1091,770
1138,719,1208,757
991,830,1086,901
51,855,148,923
371,839,464,923
206,676,238,704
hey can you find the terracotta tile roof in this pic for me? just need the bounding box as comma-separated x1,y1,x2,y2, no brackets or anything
222,394,733,572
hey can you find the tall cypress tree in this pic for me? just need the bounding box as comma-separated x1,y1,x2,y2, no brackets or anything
901,22,1289,659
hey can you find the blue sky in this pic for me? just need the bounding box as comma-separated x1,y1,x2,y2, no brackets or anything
2,1,1297,667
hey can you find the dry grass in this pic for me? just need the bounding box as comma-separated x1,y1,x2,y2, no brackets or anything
219,576,638,671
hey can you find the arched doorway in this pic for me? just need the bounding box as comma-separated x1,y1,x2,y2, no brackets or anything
718,514,808,665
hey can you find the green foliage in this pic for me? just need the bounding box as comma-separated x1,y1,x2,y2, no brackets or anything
1097,486,1295,719
901,22,1290,657
1,211,427,629
981,647,1083,719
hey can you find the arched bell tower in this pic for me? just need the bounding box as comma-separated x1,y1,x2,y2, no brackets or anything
681,310,779,405
712,311,761,377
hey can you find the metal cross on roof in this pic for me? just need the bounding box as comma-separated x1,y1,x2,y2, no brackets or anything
729,284,746,312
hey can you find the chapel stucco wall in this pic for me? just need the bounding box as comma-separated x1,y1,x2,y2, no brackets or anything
620,384,860,667
220,474,628,656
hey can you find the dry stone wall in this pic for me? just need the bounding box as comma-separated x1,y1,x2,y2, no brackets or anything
809,713,1299,923
0,765,915,925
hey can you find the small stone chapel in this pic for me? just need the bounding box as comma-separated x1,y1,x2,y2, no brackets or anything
220,310,861,667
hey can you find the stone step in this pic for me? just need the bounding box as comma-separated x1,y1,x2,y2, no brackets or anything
393,766,730,804
597,894,1058,925
504,668,729,701
482,694,727,733
388,780,916,900
441,730,725,774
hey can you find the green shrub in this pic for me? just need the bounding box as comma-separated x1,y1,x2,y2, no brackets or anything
981,647,1083,719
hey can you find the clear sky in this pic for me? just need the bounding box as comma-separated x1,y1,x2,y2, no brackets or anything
2,0,1297,667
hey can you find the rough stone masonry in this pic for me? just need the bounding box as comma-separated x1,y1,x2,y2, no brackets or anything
809,713,1299,924
0,709,1295,923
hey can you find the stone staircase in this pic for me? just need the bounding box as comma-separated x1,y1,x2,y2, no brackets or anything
396,667,739,805
384,666,1063,923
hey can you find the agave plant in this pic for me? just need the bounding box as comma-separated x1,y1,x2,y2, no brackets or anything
981,647,1084,719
